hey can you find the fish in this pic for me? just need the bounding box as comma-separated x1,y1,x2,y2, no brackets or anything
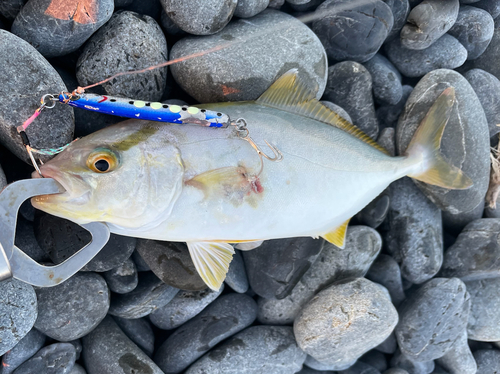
31,70,472,291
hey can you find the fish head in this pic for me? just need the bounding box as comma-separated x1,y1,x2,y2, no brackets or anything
31,121,185,229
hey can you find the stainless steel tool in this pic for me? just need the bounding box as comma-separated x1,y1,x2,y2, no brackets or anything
0,178,110,287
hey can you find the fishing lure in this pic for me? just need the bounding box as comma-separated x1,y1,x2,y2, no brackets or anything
17,90,283,177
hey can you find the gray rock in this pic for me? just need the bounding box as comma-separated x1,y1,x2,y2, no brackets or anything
224,250,249,293
377,85,413,130
442,198,484,235
185,326,306,374
154,293,257,374
401,0,459,50
385,35,467,77
0,280,37,356
0,329,45,374
464,68,500,137
34,273,109,341
234,0,269,17
0,164,6,190
135,240,206,290
0,0,25,20
474,0,500,18
243,238,323,299
382,0,411,41
160,9,185,36
0,30,74,164
12,343,76,374
160,0,237,35
464,22,500,80
473,349,500,373
441,219,500,281
76,11,168,102
269,0,285,8
312,0,394,63
435,330,477,374
378,127,396,156
360,350,388,372
169,9,327,102
34,212,136,272
11,0,113,57
384,177,443,284
376,332,398,354
396,278,471,362
449,6,494,60
321,101,353,124
338,362,381,374
304,354,356,371
68,364,86,374
258,226,382,325
364,54,403,105
390,349,435,374
383,369,410,374
113,316,155,357
131,249,151,272
82,316,163,374
355,189,391,229
68,340,82,360
149,286,223,330
466,278,500,341
109,272,179,319
396,69,490,214
366,254,406,307
14,217,48,263
323,61,379,138
294,278,398,367
103,258,138,294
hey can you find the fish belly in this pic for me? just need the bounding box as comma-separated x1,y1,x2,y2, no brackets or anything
113,103,416,242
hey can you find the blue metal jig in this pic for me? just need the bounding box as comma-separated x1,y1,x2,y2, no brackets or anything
59,92,231,128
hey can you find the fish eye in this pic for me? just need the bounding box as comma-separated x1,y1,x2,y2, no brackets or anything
86,149,119,173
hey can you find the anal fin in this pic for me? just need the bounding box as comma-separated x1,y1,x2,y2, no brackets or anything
322,219,350,249
187,241,234,291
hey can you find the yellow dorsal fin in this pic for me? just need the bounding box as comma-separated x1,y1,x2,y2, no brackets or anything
256,69,388,155
322,219,350,249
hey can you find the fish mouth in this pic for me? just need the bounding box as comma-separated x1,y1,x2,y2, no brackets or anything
31,166,90,207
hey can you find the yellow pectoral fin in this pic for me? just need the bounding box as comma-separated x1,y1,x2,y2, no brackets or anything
322,219,350,249
186,241,235,291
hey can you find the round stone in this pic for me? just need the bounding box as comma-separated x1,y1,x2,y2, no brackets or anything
473,349,500,374
108,272,179,319
160,0,237,35
366,254,406,307
11,343,76,374
383,0,410,41
11,0,114,57
34,272,109,341
396,69,490,214
363,54,402,106
113,316,155,357
135,240,206,290
395,278,471,362
185,326,306,374
0,279,37,356
0,30,74,164
294,278,398,367
385,35,467,77
103,258,139,294
82,316,163,374
242,237,323,299
169,9,327,103
448,6,494,60
312,0,394,63
0,328,45,374
234,0,269,18
323,61,379,138
400,0,459,50
435,330,477,374
224,250,249,293
154,293,257,373
466,277,500,341
149,286,223,330
76,11,168,102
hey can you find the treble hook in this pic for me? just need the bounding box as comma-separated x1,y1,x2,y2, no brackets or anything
231,118,283,162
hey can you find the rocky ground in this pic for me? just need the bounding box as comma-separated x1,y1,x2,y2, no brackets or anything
0,0,499,373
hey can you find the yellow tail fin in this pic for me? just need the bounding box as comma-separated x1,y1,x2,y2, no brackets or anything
406,87,473,190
